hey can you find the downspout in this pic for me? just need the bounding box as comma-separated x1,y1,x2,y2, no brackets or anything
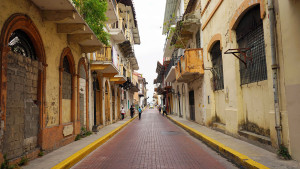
268,0,282,146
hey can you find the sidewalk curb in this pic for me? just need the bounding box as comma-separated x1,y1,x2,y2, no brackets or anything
52,115,138,169
167,115,269,169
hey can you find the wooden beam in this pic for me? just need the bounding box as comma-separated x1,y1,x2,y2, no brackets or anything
57,23,86,33
91,64,109,70
67,34,93,43
42,10,75,21
81,46,102,53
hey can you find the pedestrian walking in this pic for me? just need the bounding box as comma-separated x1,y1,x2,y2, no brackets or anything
138,106,142,120
162,105,167,116
158,105,161,114
130,105,135,118
121,106,125,120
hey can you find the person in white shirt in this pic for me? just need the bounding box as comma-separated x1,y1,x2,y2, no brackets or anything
121,106,125,120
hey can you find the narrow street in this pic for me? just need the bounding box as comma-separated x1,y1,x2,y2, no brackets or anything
72,108,237,169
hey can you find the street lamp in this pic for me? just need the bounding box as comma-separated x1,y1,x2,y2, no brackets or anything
92,71,98,131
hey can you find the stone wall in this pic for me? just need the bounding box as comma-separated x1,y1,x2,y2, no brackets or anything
3,52,39,160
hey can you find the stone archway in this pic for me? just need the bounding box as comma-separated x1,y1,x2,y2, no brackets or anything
105,80,111,124
78,59,89,130
0,14,46,160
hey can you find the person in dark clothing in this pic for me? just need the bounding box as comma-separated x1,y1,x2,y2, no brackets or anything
158,106,161,114
138,106,142,120
162,105,167,116
130,105,135,118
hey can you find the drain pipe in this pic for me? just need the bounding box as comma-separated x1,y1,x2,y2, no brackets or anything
268,0,282,146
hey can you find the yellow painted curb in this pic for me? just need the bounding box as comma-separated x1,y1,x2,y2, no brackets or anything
167,115,269,169
52,115,138,169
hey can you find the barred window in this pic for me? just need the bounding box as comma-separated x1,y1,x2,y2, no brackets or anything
196,30,201,48
236,5,267,85
211,41,224,91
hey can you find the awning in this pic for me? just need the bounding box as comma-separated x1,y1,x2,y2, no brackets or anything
30,0,104,53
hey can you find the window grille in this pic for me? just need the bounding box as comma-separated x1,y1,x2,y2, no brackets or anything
211,42,224,91
236,6,267,85
196,30,201,48
8,30,37,60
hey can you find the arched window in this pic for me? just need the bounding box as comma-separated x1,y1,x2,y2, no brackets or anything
8,30,37,60
59,47,75,125
211,41,224,91
236,5,267,85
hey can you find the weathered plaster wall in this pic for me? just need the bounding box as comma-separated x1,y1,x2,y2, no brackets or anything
277,0,300,161
200,0,279,143
0,0,83,152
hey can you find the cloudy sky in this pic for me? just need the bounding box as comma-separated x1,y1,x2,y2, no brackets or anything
134,0,166,102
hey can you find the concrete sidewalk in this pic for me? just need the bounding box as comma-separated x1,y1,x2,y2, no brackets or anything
23,116,136,169
168,115,300,169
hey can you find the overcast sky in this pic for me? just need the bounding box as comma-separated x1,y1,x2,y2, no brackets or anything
134,0,166,102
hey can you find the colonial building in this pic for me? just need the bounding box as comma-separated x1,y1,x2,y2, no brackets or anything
0,0,103,162
158,0,300,161
0,0,142,163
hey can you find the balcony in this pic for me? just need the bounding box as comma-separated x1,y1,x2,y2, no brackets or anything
106,0,118,24
91,47,119,77
165,57,177,82
175,48,204,82
108,19,126,43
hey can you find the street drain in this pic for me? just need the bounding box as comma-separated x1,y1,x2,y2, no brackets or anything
161,131,180,135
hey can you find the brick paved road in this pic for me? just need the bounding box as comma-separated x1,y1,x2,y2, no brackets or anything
73,108,237,169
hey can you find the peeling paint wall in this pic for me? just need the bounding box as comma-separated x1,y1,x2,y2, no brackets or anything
276,0,300,161
199,0,279,147
0,0,84,154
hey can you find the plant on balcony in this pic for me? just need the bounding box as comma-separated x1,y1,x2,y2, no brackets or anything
163,14,185,49
73,0,110,46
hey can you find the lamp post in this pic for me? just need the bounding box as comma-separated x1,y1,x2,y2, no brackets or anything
92,71,97,131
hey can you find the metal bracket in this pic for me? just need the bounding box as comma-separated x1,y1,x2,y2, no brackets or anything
224,48,253,68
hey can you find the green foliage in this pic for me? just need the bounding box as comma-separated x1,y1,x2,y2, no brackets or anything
73,0,110,46
278,145,292,160
38,151,44,157
75,127,93,141
1,155,16,169
75,134,82,141
18,156,28,166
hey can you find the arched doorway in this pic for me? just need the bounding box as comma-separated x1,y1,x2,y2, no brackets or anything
177,85,182,117
111,85,115,122
105,81,111,124
78,59,88,129
182,84,186,118
117,89,121,120
95,77,102,125
0,14,46,160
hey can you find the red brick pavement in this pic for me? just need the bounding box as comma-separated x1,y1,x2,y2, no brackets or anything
73,109,233,169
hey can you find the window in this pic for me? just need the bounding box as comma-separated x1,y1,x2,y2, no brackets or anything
236,6,267,85
211,41,224,91
196,30,201,48
8,30,37,60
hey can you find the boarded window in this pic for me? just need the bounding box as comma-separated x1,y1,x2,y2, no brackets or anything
211,42,224,91
62,56,72,99
236,5,267,85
